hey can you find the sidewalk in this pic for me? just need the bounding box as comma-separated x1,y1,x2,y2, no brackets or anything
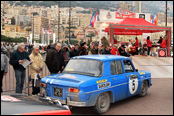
132,55,173,78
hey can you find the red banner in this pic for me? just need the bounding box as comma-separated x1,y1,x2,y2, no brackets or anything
116,8,135,19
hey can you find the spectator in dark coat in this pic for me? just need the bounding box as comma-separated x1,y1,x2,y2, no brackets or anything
70,44,79,58
102,45,111,55
9,43,31,93
118,45,130,57
91,42,99,55
134,37,139,55
157,37,163,44
77,42,88,56
28,44,33,55
45,43,65,75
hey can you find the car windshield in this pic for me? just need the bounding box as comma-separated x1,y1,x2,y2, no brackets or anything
63,59,104,77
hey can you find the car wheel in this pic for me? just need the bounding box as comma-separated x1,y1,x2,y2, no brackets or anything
139,80,148,97
94,92,110,114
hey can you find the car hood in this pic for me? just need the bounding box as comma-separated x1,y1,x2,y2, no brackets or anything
41,73,96,88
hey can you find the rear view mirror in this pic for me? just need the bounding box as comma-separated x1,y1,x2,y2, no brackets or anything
135,69,138,72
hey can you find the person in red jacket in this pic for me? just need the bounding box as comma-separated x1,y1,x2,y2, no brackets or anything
110,44,120,55
134,37,139,55
160,36,167,48
146,36,152,56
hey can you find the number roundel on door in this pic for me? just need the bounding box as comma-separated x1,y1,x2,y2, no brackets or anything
129,78,138,94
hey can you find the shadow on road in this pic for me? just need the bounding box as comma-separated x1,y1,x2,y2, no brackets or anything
71,94,150,115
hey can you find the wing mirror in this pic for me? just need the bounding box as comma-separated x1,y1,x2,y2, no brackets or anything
135,69,138,72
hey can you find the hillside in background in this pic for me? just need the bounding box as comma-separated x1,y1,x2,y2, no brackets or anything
8,1,173,17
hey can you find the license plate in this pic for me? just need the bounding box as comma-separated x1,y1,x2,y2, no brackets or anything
53,87,62,97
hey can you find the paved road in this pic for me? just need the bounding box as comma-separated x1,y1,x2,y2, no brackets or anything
71,78,173,115
72,56,173,115
132,55,173,78
2,55,173,115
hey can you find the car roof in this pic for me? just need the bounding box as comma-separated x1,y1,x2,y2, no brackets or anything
72,55,130,62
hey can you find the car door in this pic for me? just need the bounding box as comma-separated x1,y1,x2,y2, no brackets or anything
122,60,140,98
110,60,127,102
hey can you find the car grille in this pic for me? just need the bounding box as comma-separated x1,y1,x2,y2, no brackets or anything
53,87,63,98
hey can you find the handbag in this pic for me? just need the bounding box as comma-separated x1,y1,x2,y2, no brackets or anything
34,73,41,88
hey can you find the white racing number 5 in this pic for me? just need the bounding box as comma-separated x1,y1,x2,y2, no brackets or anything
129,78,138,94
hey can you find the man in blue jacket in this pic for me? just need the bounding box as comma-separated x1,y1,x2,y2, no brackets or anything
9,43,31,93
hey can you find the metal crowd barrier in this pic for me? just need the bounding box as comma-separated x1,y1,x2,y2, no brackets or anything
2,54,50,95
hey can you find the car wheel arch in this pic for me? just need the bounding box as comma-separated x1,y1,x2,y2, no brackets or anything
144,79,149,87
95,91,114,104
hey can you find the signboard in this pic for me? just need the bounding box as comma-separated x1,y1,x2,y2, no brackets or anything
116,8,135,19
158,48,167,57
139,14,145,19
106,12,112,19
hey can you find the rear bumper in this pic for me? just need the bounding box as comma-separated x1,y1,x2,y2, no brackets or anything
39,96,86,107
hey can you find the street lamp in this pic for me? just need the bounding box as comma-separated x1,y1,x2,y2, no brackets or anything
166,1,167,27
69,1,71,44
54,1,69,43
32,12,39,44
165,1,170,27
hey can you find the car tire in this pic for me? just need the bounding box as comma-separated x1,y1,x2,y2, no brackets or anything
139,80,148,97
94,92,110,114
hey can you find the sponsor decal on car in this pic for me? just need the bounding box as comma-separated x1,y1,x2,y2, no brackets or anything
98,82,111,89
65,69,74,71
140,72,145,75
96,79,107,84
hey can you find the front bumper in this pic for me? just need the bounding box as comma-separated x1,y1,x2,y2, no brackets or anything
39,96,86,107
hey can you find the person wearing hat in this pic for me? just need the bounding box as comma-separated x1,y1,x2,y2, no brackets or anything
70,43,80,58
118,45,130,57
77,42,88,56
62,43,70,66
91,42,99,55
110,44,120,55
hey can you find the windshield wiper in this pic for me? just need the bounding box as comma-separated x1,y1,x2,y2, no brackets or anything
63,71,95,76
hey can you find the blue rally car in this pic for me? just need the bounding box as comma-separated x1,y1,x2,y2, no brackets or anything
39,55,152,114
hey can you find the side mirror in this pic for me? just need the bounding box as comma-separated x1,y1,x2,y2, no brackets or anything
135,69,138,72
